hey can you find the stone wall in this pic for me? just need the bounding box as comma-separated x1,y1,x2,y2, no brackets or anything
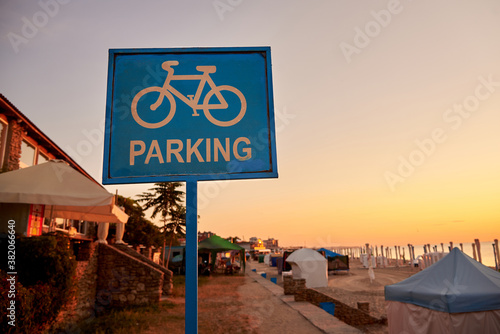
113,244,173,296
305,288,386,326
283,276,387,327
283,275,305,296
96,243,164,312
55,241,99,329
53,242,171,330
3,120,23,171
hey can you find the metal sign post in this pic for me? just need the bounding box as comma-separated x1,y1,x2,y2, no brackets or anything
185,180,198,332
103,47,277,334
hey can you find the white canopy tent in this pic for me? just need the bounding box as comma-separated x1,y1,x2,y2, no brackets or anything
286,248,328,288
385,247,500,333
0,160,128,243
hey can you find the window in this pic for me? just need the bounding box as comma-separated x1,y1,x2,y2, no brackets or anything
54,218,67,230
20,140,36,168
37,151,49,164
54,218,68,230
54,219,88,235
71,220,87,235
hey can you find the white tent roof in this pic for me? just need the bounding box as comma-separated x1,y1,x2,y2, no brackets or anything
286,248,328,288
0,160,128,223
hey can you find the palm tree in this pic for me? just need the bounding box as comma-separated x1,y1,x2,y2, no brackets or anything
137,182,185,267
164,205,186,266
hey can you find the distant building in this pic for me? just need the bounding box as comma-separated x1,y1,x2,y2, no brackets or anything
248,237,279,250
264,238,279,250
251,238,265,250
225,236,241,243
198,231,215,242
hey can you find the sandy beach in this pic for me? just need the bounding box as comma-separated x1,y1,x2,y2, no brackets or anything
245,258,417,333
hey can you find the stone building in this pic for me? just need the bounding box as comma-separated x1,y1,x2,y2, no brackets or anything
0,94,98,238
0,94,172,328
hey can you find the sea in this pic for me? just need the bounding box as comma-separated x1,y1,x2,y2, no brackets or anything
410,241,498,268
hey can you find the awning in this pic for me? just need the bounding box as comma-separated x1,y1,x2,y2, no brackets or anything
0,160,128,223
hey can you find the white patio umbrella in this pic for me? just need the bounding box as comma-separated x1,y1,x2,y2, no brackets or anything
0,160,128,225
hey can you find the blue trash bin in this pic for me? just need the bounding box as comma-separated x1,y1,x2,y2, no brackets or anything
320,302,335,316
260,273,267,278
270,277,277,284
251,269,256,272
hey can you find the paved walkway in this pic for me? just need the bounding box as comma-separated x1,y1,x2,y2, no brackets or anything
247,264,361,334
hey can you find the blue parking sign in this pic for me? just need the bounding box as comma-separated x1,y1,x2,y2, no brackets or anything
102,47,278,184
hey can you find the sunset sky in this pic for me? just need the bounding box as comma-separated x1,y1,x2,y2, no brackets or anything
1,0,499,248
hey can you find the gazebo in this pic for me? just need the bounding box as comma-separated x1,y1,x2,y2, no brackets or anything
198,235,245,273
385,247,500,333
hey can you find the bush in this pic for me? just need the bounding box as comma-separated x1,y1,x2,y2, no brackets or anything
0,272,57,334
0,233,77,333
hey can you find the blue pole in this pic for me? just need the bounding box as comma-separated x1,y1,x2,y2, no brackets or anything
185,180,198,333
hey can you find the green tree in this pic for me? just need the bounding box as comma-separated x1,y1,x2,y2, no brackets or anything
137,182,185,266
116,195,163,248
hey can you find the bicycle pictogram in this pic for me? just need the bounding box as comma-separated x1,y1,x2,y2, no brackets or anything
131,60,247,128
